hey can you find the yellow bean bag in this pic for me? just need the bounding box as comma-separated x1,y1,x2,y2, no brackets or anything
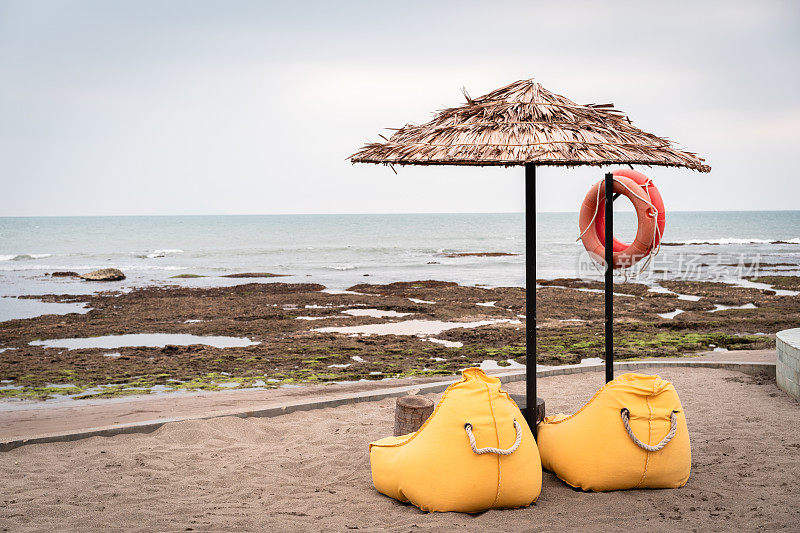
537,372,691,492
369,368,542,513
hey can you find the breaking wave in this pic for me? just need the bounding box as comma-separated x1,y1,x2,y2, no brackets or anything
0,253,52,261
325,264,357,271
137,249,185,259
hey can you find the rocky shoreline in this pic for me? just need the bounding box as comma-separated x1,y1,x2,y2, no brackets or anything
1,276,797,401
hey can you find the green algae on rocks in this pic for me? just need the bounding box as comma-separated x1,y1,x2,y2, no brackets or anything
1,278,796,401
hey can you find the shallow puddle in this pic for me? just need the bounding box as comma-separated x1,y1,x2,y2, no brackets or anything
29,333,259,350
424,338,464,348
709,303,757,313
321,288,370,296
313,318,520,337
728,278,799,297
342,308,411,318
543,284,637,298
0,297,91,322
658,309,685,319
476,359,525,371
647,284,702,301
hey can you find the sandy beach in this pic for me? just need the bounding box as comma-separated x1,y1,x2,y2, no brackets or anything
1,366,797,531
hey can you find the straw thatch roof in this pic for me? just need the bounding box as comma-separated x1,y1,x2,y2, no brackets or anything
350,79,710,172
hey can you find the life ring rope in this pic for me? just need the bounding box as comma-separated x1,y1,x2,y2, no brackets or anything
577,172,664,270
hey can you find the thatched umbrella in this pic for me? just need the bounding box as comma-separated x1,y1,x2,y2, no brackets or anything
350,78,709,429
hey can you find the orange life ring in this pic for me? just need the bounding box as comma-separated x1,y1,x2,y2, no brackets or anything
596,169,665,252
579,173,660,269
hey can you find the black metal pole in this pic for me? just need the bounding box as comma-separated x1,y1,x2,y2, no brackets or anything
525,163,537,430
604,171,614,383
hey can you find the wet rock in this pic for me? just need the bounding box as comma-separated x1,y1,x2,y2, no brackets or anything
441,252,518,258
222,273,287,278
50,271,79,277
79,268,126,281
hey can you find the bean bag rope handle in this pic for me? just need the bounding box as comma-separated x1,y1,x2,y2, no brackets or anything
620,408,679,452
463,420,523,455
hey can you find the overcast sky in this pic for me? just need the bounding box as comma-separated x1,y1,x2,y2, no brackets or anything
1,0,798,216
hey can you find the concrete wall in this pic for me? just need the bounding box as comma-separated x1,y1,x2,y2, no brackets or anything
777,328,800,400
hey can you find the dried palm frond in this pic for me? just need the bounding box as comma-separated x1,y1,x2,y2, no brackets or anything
350,79,709,172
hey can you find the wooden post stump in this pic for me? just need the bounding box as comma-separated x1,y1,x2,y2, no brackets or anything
509,394,546,428
394,395,434,436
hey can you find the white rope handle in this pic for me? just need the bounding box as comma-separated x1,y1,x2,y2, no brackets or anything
463,419,523,455
620,408,678,452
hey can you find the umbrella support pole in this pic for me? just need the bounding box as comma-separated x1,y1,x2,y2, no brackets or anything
520,169,615,433
604,171,614,383
523,163,545,434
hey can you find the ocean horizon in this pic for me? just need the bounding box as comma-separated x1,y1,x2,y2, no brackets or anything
5,208,800,218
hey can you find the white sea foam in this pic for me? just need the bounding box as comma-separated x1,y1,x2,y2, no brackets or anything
144,249,184,258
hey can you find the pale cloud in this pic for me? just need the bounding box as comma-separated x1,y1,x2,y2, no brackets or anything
0,0,798,216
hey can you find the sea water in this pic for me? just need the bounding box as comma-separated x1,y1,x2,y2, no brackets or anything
1,212,799,315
